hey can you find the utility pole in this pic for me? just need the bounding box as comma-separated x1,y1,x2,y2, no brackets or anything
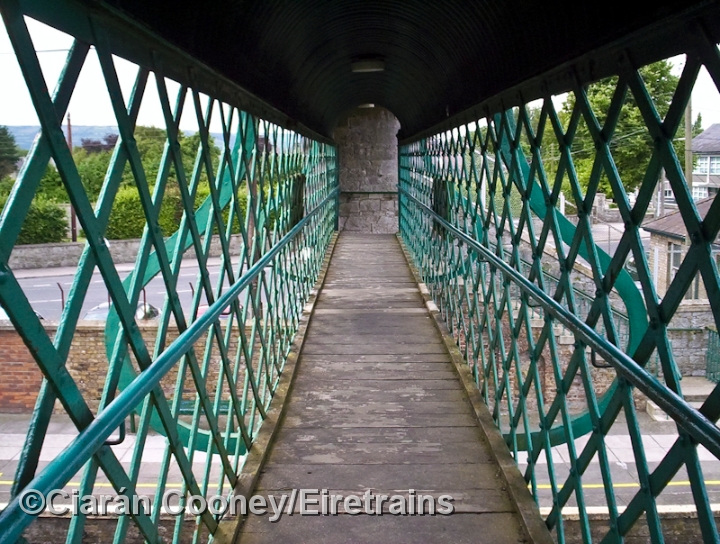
66,113,77,242
685,99,693,201
657,169,665,217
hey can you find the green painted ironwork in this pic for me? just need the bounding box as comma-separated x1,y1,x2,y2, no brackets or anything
399,36,720,543
708,328,720,384
0,3,337,542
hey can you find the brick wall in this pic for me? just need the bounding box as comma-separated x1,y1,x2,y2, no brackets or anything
0,335,44,412
0,321,253,414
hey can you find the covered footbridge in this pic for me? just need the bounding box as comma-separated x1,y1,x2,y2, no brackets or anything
1,0,720,542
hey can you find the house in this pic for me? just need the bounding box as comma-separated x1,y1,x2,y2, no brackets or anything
643,196,719,300
641,197,719,378
662,123,720,204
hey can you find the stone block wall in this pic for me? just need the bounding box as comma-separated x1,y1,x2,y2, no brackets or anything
339,192,398,233
647,231,714,303
9,234,244,270
333,106,401,233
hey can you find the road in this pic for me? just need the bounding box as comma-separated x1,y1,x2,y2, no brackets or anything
9,257,278,321
590,221,651,258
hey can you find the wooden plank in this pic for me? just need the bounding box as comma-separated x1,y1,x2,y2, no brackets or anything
281,412,479,429
267,440,495,465
300,343,448,355
298,354,452,363
289,388,470,403
254,462,504,490
240,512,525,543
271,426,487,445
235,233,533,544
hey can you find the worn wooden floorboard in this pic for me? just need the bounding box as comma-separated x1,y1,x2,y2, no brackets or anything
235,233,530,543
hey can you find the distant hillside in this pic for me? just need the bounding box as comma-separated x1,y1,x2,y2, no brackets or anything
6,126,226,151
7,126,118,150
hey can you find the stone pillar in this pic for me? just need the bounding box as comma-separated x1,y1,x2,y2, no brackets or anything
332,106,400,233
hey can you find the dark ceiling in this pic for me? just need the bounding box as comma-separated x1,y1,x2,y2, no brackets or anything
103,0,717,139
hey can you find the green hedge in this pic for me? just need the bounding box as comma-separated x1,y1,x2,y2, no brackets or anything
105,186,180,240
105,184,249,240
0,194,67,244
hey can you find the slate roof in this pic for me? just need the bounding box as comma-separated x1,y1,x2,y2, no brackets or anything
642,196,717,240
692,124,720,154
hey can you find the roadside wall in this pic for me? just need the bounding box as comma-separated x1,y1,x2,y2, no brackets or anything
9,234,244,270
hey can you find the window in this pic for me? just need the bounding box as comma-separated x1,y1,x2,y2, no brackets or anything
711,157,720,175
667,243,682,287
692,185,708,200
696,156,709,174
668,242,703,300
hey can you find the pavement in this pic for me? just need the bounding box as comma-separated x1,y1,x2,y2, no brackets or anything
520,409,720,509
0,413,229,505
1,402,718,511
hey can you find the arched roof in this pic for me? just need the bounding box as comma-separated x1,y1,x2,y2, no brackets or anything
99,0,719,139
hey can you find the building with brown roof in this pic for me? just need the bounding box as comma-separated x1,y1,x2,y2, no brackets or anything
643,196,719,300
642,198,720,378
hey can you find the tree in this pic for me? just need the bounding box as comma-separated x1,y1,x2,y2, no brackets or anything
73,148,112,201
122,126,220,189
36,165,67,202
559,60,687,197
0,126,20,179
0,193,67,244
80,133,118,154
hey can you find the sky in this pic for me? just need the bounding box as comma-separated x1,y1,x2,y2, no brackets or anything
2,17,720,135
0,18,226,134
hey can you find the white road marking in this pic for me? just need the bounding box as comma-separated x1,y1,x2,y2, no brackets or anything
30,299,62,303
32,284,51,288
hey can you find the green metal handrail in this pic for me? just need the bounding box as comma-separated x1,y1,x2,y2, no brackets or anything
398,34,720,541
0,3,338,542
401,188,720,455
0,188,337,542
707,327,720,384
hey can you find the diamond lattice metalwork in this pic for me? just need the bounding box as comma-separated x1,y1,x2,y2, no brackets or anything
400,34,720,544
0,4,337,542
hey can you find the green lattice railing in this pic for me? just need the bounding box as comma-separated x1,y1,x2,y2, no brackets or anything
399,36,720,544
708,328,720,384
0,2,337,542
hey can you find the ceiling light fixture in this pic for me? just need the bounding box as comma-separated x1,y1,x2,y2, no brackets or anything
351,59,385,73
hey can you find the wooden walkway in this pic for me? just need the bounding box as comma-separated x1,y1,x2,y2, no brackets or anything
236,233,542,543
